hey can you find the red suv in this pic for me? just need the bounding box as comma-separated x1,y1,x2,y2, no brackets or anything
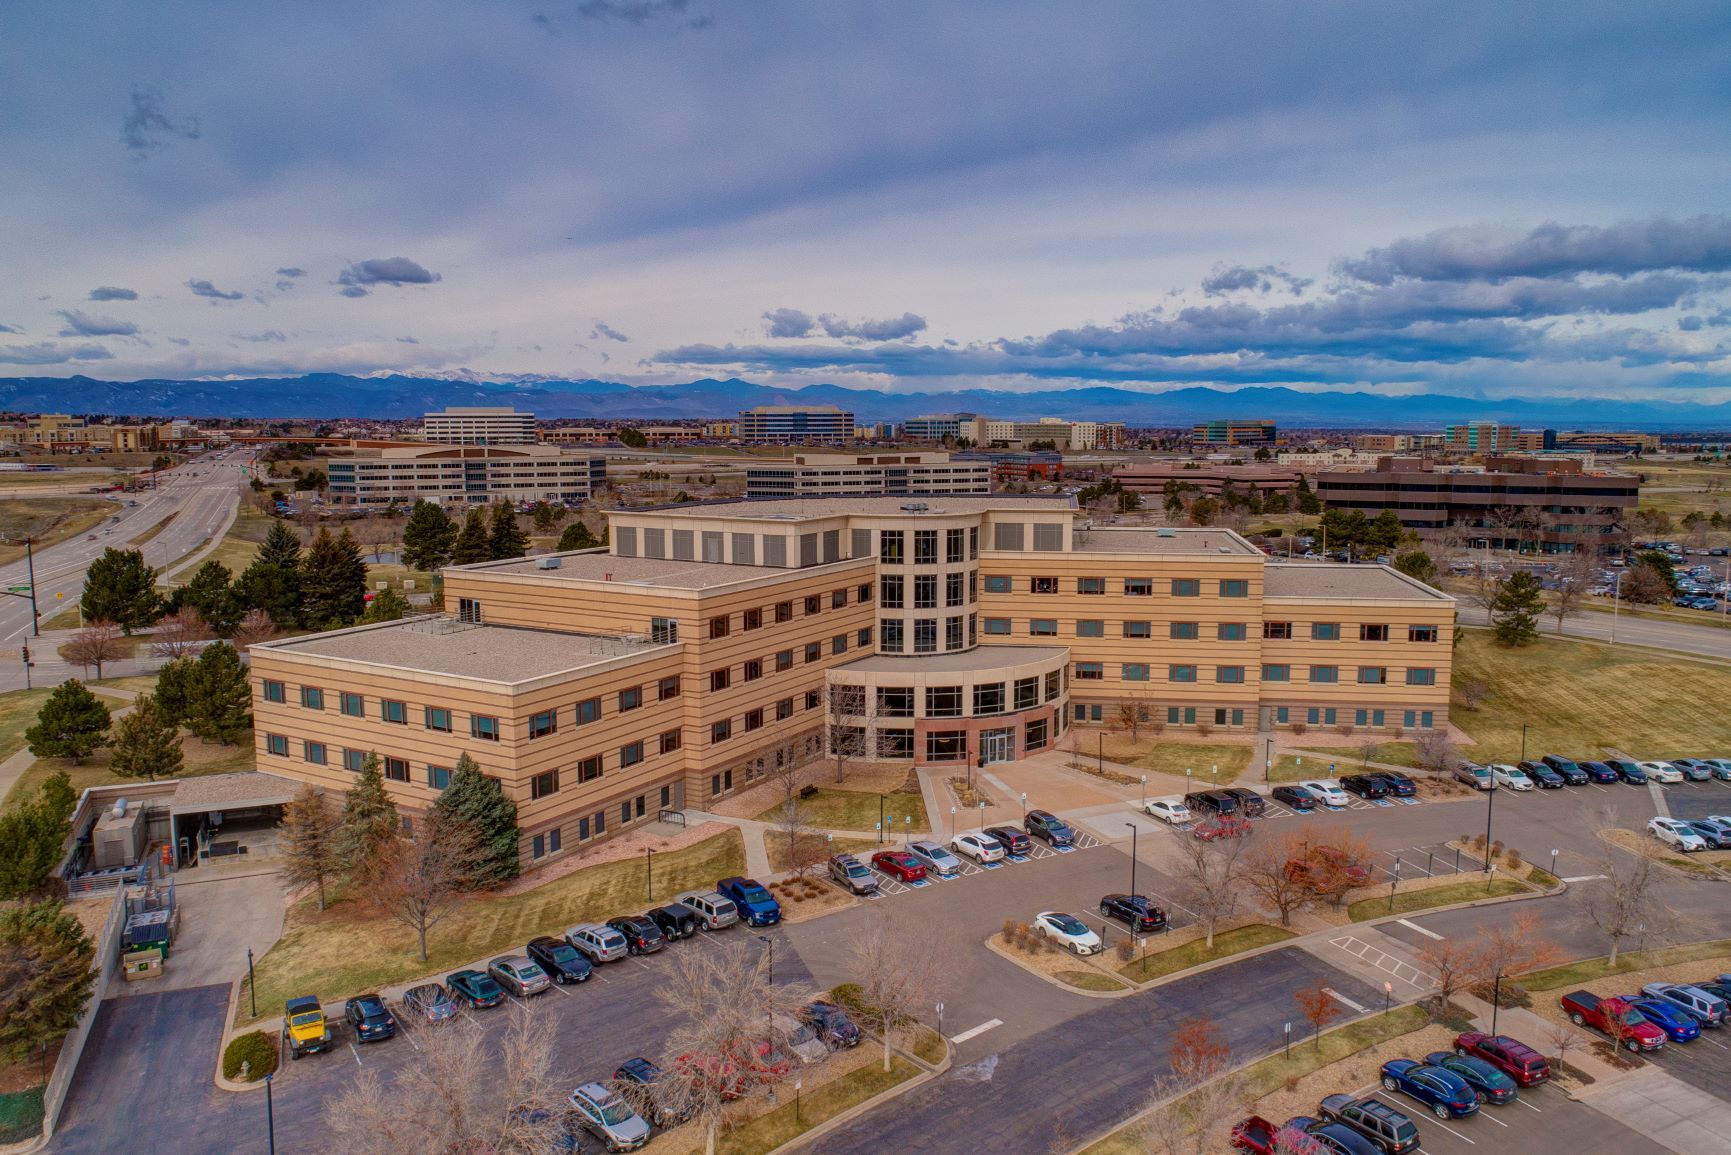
872,850,927,882
1193,815,1253,841
1453,1032,1551,1086
1285,845,1373,888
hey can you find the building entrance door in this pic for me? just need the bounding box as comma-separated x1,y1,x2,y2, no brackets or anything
980,726,1015,764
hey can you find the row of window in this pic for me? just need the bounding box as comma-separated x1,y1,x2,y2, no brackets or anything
260,727,685,791
878,526,979,565
879,615,974,654
706,583,875,639
260,678,682,742
530,789,672,859
708,689,827,743
1072,704,1436,730
978,619,1440,642
983,576,1250,598
706,634,872,692
1071,663,1438,685
829,671,1065,718
880,571,975,609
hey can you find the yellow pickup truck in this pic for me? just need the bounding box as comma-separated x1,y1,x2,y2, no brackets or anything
283,996,333,1060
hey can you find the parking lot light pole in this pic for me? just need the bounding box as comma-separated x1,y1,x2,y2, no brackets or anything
950,806,957,839
1490,972,1503,1034
645,848,655,901
879,794,885,844
1265,738,1273,784
265,1072,276,1155
1611,569,1624,645
757,934,773,985
1126,822,1138,896
1020,792,1027,819
1139,775,1147,809
1520,722,1529,763
1483,782,1497,874
246,948,256,1017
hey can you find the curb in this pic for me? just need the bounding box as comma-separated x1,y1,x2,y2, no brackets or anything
983,935,1134,998
774,1030,953,1155
214,969,276,1093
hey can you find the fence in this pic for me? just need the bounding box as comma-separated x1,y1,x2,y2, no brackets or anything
38,885,125,1142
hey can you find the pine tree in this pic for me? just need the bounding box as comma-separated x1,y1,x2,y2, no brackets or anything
337,754,399,879
234,520,303,628
300,527,368,628
0,771,77,901
433,753,520,884
257,518,304,569
1491,571,1545,647
361,586,411,623
108,693,184,782
488,503,529,561
171,560,239,635
0,900,97,1065
280,784,340,911
400,500,455,572
450,508,491,565
79,548,161,633
185,643,252,745
558,521,601,551
24,681,110,764
153,657,195,729
1393,548,1439,587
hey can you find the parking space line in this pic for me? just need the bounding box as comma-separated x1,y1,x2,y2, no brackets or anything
1374,1094,1474,1143
949,1018,1003,1045
348,1042,363,1066
402,1030,422,1052
1396,918,1443,940
1478,1110,1509,1127
547,980,576,997
1323,987,1366,1013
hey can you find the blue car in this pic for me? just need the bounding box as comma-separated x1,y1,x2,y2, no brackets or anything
716,876,782,926
1282,1116,1380,1155
1422,1051,1518,1104
1580,761,1622,784
1626,996,1701,1043
1612,760,1648,784
1380,1058,1480,1119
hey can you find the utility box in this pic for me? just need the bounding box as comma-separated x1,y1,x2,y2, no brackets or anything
122,948,164,982
92,799,147,869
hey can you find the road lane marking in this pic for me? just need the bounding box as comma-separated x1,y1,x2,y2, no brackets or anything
349,1042,363,1066
949,1018,1002,1044
1396,918,1443,940
1561,874,1608,883
1323,987,1366,1013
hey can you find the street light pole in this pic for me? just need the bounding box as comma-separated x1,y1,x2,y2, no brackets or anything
24,537,37,637
1611,569,1623,645
247,948,256,1017
1491,972,1503,1034
265,1072,276,1155
645,848,655,901
757,934,774,984
1126,822,1138,896
1483,780,1497,873
1520,722,1528,764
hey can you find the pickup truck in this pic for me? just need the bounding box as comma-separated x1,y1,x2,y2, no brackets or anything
1560,990,1668,1051
716,876,782,926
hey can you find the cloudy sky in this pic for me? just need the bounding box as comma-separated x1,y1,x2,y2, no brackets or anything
3,1,1730,400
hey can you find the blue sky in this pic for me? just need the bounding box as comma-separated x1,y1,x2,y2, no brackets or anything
2,1,1730,400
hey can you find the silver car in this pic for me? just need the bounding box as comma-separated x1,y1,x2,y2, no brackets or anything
569,1081,651,1151
772,1012,830,1065
565,923,629,964
487,955,551,997
906,839,963,877
828,853,879,895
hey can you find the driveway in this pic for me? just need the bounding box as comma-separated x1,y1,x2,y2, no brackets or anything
115,868,285,999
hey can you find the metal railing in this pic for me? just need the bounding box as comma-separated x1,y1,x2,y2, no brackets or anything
658,808,687,827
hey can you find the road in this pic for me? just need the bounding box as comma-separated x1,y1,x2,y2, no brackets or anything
1458,604,1731,661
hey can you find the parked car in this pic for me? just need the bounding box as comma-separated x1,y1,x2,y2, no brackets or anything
952,832,1005,864
1579,760,1622,784
605,916,666,955
1641,982,1729,1027
769,1011,830,1065
1540,754,1589,784
343,994,397,1043
1341,774,1390,800
1452,1032,1550,1085
1453,763,1494,790
1098,893,1167,932
1229,1115,1279,1154
1289,1117,1381,1155
799,1000,862,1048
872,849,927,882
568,1081,651,1152
647,902,703,940
283,996,333,1059
1379,1059,1480,1119
566,923,630,964
1491,764,1533,791
488,955,551,997
716,877,782,926
1624,995,1702,1043
1271,785,1317,810
527,935,593,984
1703,758,1731,781
401,983,459,1024
1611,760,1649,784
1185,789,1241,814
1685,819,1731,849
1024,809,1075,847
1420,1051,1517,1104
1640,760,1684,783
1224,787,1268,816
1559,990,1667,1050
1286,845,1373,889
1519,760,1566,789
1033,910,1103,954
612,1057,688,1127
1299,779,1351,807
1143,799,1192,824
1673,758,1715,782
447,969,505,1009
672,890,739,931
1193,814,1253,841
828,853,880,894
1376,771,1417,797
906,839,964,878
1316,1095,1420,1154
982,826,1033,855
1649,817,1708,851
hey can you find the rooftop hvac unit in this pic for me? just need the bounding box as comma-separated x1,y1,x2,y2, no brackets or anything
535,556,562,569
1155,527,1177,537
900,502,929,514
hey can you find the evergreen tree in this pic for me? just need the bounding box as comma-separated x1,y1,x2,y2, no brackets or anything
108,693,184,782
0,900,97,1065
1392,548,1439,587
617,427,648,448
1491,571,1545,646
0,771,76,900
433,753,520,884
257,518,304,569
337,754,399,879
400,500,455,572
557,521,601,551
1366,510,1406,554
153,657,195,729
361,586,411,623
79,548,161,633
530,501,565,532
24,681,110,764
170,560,239,636
1295,474,1322,515
450,508,492,565
185,643,253,744
280,785,340,911
234,520,303,628
488,503,529,560
300,527,368,628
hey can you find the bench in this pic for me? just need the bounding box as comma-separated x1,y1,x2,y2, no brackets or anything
798,784,820,800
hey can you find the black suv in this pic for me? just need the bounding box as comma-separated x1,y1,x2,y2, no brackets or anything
1541,754,1589,785
1023,809,1074,847
983,826,1032,855
647,903,702,940
526,935,593,984
1318,1095,1420,1154
1519,760,1566,789
1223,788,1267,816
1183,790,1239,815
1098,893,1167,932
606,915,665,955
799,1000,862,1048
1375,771,1416,797
343,994,397,1043
1341,774,1389,800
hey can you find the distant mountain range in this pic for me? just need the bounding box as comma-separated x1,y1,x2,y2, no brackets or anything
2,374,1729,430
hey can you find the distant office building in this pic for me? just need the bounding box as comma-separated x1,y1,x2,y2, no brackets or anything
1352,434,1412,453
737,405,855,444
702,421,738,439
1554,431,1659,454
421,407,537,445
1441,422,1519,454
959,451,1064,484
902,414,968,441
326,444,605,507
1114,462,1302,497
745,451,989,498
1276,449,1383,469
959,417,1125,451
1191,420,1277,447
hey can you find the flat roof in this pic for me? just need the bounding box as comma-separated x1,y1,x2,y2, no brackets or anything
1070,527,1260,556
1263,564,1453,602
263,618,669,681
168,772,302,815
461,552,823,589
840,645,1069,674
618,495,1075,521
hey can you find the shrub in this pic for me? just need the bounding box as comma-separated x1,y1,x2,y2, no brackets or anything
1002,918,1018,941
1290,721,1308,736
1491,840,1505,860
1194,721,1213,737
1115,938,1135,963
1505,848,1523,869
222,1031,279,1082
830,983,865,1013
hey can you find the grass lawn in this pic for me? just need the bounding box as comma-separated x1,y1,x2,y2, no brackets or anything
94,674,161,695
1117,924,1295,983
1268,754,1345,782
763,831,876,873
1056,969,1129,992
1300,743,1420,769
1523,939,1731,991
1452,630,1731,761
0,1086,44,1145
365,561,437,593
0,498,112,566
3,731,255,809
0,687,51,762
714,1055,919,1155
1098,739,1253,784
243,829,746,1025
755,787,928,833
171,502,274,581
1347,878,1527,921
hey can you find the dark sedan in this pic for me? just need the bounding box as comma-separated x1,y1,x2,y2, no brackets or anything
1580,760,1622,784
1611,760,1648,784
1341,774,1389,800
799,1000,862,1048
527,935,593,984
1421,1051,1517,1104
1378,771,1417,797
1271,785,1317,810
1520,761,1566,789
1098,893,1168,933
1541,755,1589,785
447,969,505,1009
401,983,459,1024
343,994,397,1043
983,826,1033,855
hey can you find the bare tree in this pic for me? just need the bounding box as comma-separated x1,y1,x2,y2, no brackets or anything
1138,1070,1250,1155
1167,1016,1231,1085
1550,550,1599,633
1474,911,1562,1002
1417,934,1486,1016
1542,1018,1590,1075
366,808,484,961
827,684,869,784
150,606,213,660
765,742,822,879
231,608,278,652
1414,729,1457,776
1174,832,1247,949
854,910,945,1073
1239,830,1316,929
1298,831,1378,910
1294,979,1344,1049
279,784,341,912
59,620,128,679
1581,816,1691,965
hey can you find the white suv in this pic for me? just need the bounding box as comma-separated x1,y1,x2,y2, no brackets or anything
1649,817,1707,852
952,832,1005,863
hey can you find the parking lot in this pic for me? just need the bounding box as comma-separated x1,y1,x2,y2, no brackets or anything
1336,1075,1673,1154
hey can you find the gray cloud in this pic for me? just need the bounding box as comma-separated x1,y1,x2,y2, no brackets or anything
590,319,630,342
761,308,926,341
1202,264,1312,296
339,286,369,299
235,330,286,342
0,323,20,335
1681,316,1705,331
121,85,200,157
577,0,692,23
397,336,420,344
275,267,306,278
336,257,441,297
88,286,138,301
762,308,816,338
1340,215,1731,284
187,278,244,301
56,309,139,337
0,342,114,365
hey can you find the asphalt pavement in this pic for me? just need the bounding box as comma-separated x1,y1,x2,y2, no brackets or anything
1458,603,1731,661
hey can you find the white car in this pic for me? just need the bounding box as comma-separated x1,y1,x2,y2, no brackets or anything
1640,760,1684,784
952,832,1005,864
1490,764,1533,791
906,839,963,877
1299,779,1350,808
1650,817,1708,851
1143,799,1192,825
1033,911,1102,955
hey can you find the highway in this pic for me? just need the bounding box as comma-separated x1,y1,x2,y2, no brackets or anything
0,451,252,643
1457,602,1731,662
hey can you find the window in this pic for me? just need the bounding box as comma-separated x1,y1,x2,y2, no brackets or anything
660,728,683,753
265,733,288,756
881,575,904,608
1409,624,1439,643
858,626,873,647
427,764,450,790
1167,706,1195,725
1307,707,1338,726
619,686,642,711
926,686,963,717
1406,667,1436,686
744,708,764,732
1014,677,1040,710
710,719,732,743
1355,708,1386,727
1031,576,1059,594
1171,578,1199,597
983,617,1012,635
471,714,500,741
1169,664,1197,682
804,689,822,710
708,615,730,639
1360,623,1389,642
743,659,763,682
914,574,937,608
300,686,323,710
947,528,966,564
831,633,848,656
946,572,964,607
1030,619,1057,636
531,834,545,859
1357,666,1387,685
1121,620,1151,638
457,597,483,624
1217,665,1245,684
710,668,731,692
1311,622,1340,640
595,809,606,835
649,616,678,644
804,641,821,663
1275,707,1289,725
984,574,1012,593
1078,619,1104,637
1220,579,1249,597
1125,578,1153,596
1263,621,1293,640
914,529,938,565
858,581,874,603
304,740,327,765
1309,665,1339,683
768,649,789,673
948,616,964,650
880,529,904,564
1075,661,1103,680
914,619,938,653
529,710,558,739
577,697,601,724
342,748,367,772
878,729,914,759
1171,621,1199,640
340,692,364,717
1262,663,1290,682
620,741,644,766
1025,718,1049,750
878,686,915,716
1217,623,1246,641
577,755,602,782
384,757,410,782
974,683,1006,715
1078,576,1106,595
658,676,680,701
743,607,762,631
1122,663,1149,681
805,595,821,615
425,706,451,732
925,731,968,762
775,601,794,623
531,769,560,799
1046,670,1061,701
881,619,905,651
831,588,847,609
263,680,285,704
775,698,794,721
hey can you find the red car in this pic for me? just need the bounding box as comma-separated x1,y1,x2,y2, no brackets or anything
1453,1032,1551,1086
872,850,927,882
1193,815,1253,841
1230,1116,1277,1153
